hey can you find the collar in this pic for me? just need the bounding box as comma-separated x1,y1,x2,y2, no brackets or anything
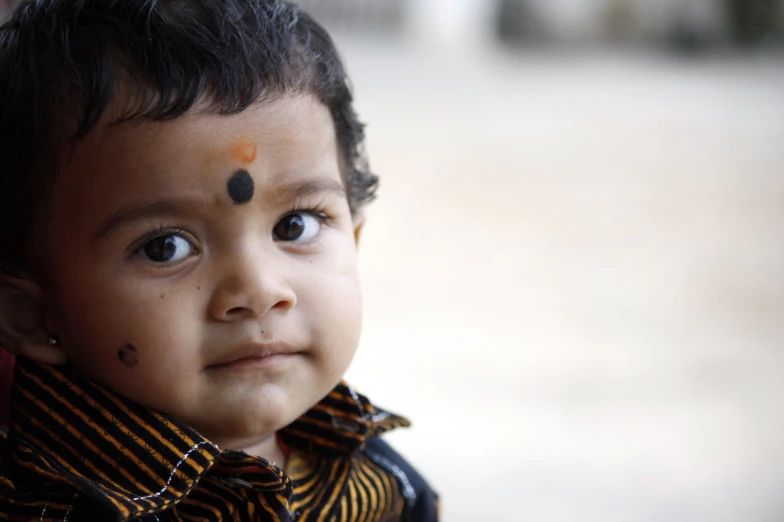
7,358,408,519
279,380,410,456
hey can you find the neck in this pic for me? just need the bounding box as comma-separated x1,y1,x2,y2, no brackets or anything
221,433,287,469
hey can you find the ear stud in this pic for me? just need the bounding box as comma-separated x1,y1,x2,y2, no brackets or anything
48,335,59,345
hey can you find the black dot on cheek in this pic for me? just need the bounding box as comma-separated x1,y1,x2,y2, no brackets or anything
227,169,255,205
118,343,139,368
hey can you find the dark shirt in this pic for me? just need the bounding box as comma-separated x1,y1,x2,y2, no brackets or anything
0,359,439,521
0,349,13,426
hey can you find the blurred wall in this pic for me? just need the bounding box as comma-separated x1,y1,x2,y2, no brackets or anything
294,0,784,50
528,0,728,42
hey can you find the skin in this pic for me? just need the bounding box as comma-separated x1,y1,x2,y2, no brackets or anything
4,94,364,464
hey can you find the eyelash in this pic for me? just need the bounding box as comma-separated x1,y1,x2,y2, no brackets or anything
288,200,334,224
132,226,190,253
129,224,191,256
130,202,335,253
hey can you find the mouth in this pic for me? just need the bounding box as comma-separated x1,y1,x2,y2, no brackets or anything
205,341,302,371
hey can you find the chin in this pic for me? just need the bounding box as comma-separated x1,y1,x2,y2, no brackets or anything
203,395,303,443
193,414,279,448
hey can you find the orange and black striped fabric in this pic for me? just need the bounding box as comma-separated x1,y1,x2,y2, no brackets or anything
0,359,439,521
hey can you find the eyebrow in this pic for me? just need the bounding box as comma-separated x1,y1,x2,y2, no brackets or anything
262,176,345,206
92,176,346,242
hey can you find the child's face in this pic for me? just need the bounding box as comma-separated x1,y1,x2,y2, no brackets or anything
39,94,363,450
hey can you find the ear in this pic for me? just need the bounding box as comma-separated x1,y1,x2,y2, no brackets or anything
0,276,69,365
352,212,366,246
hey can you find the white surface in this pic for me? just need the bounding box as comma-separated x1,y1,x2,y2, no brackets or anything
405,0,497,48
338,39,784,522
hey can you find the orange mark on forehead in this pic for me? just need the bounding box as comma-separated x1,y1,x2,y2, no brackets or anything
231,141,257,165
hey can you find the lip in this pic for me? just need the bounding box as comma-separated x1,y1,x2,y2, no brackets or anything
206,341,302,371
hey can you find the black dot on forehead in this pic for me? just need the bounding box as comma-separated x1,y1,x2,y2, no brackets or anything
227,169,255,205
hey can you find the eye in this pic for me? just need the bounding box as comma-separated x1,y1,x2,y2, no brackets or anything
136,234,195,263
273,212,322,242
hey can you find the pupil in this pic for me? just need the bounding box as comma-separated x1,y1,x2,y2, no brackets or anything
145,236,176,261
275,214,305,240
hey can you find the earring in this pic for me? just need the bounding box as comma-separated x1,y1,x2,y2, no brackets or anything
48,335,59,345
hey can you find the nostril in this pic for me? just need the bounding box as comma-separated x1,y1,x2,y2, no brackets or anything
226,307,249,317
272,299,293,310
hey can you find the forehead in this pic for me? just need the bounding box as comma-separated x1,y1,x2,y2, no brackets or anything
55,94,338,211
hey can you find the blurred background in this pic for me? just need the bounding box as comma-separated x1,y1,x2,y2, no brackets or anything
4,1,784,520
295,1,784,521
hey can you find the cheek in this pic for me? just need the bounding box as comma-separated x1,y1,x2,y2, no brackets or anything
304,255,363,369
52,278,204,410
53,274,201,369
318,280,362,338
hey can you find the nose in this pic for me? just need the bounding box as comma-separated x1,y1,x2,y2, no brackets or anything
208,251,297,322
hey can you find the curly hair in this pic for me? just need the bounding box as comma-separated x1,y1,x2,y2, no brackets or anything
0,0,377,275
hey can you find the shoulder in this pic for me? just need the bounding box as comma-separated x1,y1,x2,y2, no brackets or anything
363,436,440,522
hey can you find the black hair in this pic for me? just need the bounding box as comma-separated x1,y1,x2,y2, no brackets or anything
0,0,377,276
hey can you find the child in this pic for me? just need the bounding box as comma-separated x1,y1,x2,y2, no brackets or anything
0,1,438,520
